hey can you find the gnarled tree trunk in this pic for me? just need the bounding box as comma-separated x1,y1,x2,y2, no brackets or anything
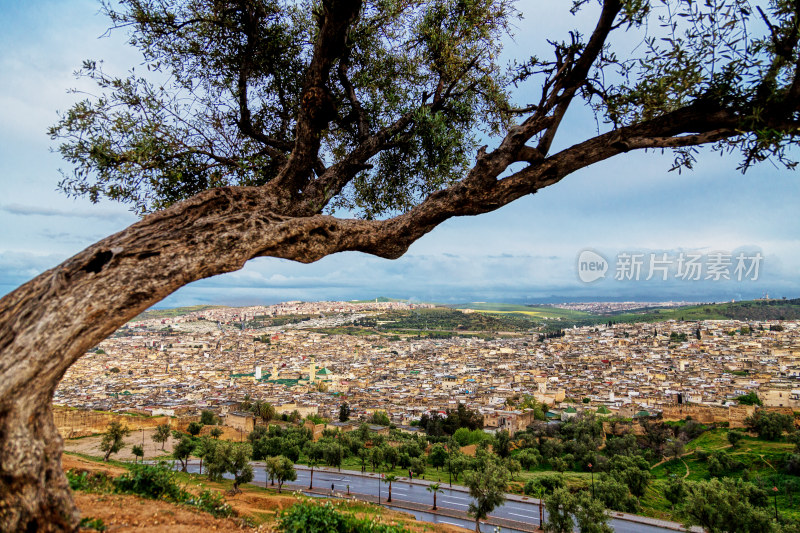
0,399,74,530
0,186,402,531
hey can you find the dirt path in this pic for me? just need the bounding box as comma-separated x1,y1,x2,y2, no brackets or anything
759,454,777,471
651,450,695,470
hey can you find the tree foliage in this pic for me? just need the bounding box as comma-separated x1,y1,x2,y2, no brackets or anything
737,391,763,406
50,0,800,222
464,459,509,533
683,478,774,533
542,487,574,533
338,402,350,422
100,422,130,462
745,410,795,440
200,409,219,425
152,423,171,450
172,435,195,472
131,444,144,463
266,455,296,493
207,441,254,492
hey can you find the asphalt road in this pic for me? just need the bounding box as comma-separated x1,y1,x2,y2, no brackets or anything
180,461,683,533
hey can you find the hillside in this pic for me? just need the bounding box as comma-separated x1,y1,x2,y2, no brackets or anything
63,454,468,533
593,298,800,325
134,305,224,321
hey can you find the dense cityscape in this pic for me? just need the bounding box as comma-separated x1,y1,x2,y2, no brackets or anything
56,300,800,426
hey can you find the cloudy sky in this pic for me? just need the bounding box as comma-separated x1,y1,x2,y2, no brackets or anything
1,0,798,308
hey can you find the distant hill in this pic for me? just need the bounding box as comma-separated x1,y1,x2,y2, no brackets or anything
131,298,800,333
444,298,800,332
606,298,800,323
348,296,408,303
133,305,223,321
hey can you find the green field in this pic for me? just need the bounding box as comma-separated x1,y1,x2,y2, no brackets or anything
449,302,592,319
454,298,800,332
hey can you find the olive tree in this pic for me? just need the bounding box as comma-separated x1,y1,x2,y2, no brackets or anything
99,422,130,462
4,0,800,530
464,461,509,533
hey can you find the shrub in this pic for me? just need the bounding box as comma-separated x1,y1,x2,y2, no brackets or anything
523,475,564,496
113,462,187,502
745,411,794,440
78,517,106,531
200,409,219,425
279,500,410,532
66,470,113,493
186,489,235,518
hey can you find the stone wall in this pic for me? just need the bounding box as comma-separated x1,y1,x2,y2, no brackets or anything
53,406,173,438
661,404,796,428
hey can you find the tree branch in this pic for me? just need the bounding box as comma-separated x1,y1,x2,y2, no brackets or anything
301,110,416,210
268,0,363,200
536,0,622,156
337,53,370,140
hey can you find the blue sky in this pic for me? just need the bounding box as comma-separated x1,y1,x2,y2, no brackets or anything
1,0,798,307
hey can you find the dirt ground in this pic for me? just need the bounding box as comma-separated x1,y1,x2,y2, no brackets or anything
64,427,179,461
64,425,249,461
74,492,255,532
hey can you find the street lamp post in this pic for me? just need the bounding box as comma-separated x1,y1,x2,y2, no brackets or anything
448,456,452,488
537,487,544,527
588,463,595,500
773,486,779,521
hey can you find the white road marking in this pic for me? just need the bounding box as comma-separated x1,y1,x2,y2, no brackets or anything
440,499,468,507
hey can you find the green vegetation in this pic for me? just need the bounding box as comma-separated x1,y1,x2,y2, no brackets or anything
464,454,509,533
738,392,764,406
74,406,800,529
131,444,144,464
560,299,800,329
152,423,171,450
78,517,106,532
278,500,410,532
200,409,219,425
339,402,351,422
245,313,318,328
745,411,795,441
450,302,591,320
266,455,297,493
356,307,537,333
67,462,235,519
369,411,391,426
99,422,129,462
543,488,612,533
